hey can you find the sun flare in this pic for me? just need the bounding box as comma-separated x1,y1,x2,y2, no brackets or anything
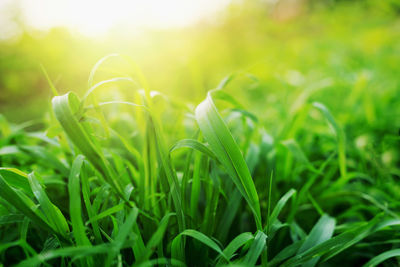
17,0,230,36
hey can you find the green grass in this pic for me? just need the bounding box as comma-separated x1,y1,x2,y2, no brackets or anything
1,2,400,266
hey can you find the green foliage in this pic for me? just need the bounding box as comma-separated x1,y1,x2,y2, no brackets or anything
1,1,400,266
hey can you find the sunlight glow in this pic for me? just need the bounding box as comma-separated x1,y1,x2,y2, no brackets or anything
18,0,231,36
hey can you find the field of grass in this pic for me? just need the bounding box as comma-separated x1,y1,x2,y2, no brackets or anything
1,1,400,266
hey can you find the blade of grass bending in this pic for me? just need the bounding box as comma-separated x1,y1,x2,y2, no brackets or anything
105,206,139,267
217,232,254,265
138,213,175,261
362,248,400,267
282,214,399,266
0,174,61,239
0,168,32,196
195,91,262,230
312,102,347,186
281,140,319,174
170,139,217,160
20,145,69,176
28,172,70,238
88,53,120,89
267,189,296,232
142,92,186,233
269,240,304,266
171,229,227,262
85,203,125,226
83,77,138,103
287,152,336,223
296,214,336,267
52,92,126,200
242,230,267,266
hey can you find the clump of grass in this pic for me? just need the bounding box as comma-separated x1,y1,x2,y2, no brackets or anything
0,54,399,267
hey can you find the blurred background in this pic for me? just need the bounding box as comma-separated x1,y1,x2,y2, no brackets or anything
0,0,399,127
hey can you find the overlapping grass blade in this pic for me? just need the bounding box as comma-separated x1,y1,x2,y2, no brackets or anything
282,214,400,266
68,155,91,246
0,173,58,237
242,230,267,266
362,248,400,267
218,232,253,264
268,188,296,228
313,102,347,186
195,91,262,229
139,213,174,261
0,168,32,195
296,214,336,267
172,229,227,262
52,92,125,198
105,206,139,266
170,139,216,160
28,172,70,238
15,244,112,267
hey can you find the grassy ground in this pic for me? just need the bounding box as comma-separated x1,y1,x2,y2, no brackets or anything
0,1,400,266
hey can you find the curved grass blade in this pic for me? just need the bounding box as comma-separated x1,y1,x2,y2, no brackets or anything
362,248,400,267
195,91,262,229
172,229,227,262
0,168,32,196
170,139,217,160
296,214,336,267
282,214,399,266
52,92,125,199
139,213,174,261
105,206,139,267
313,102,347,186
218,232,254,264
268,189,297,227
242,230,267,266
19,145,69,176
281,140,319,173
0,174,59,238
28,172,70,238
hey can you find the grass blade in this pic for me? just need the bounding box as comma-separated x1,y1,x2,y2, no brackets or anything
195,91,262,229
